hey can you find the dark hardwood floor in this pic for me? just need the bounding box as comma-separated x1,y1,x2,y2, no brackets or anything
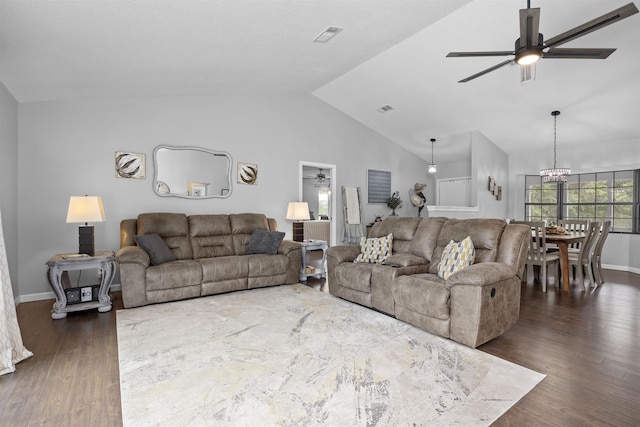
2,270,639,426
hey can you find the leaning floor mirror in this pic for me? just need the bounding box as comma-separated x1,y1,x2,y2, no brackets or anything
153,145,232,199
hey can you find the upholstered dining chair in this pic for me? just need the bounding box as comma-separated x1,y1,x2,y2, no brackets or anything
567,221,600,291
590,221,611,287
512,221,560,292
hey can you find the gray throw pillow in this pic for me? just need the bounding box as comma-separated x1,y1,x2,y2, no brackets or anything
134,234,177,266
247,229,285,255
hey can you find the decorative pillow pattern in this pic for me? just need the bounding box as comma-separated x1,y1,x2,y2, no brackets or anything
437,236,475,280
353,233,393,264
247,229,285,255
134,234,177,266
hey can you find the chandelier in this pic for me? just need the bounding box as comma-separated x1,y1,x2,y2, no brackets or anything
540,111,570,183
428,138,437,174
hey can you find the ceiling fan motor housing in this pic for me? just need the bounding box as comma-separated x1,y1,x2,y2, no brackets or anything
514,33,544,64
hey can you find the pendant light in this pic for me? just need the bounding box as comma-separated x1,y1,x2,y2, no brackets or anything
428,138,437,174
540,111,571,183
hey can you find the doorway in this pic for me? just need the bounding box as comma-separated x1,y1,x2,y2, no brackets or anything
299,161,337,246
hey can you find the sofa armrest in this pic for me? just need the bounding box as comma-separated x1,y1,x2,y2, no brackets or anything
327,245,360,264
116,246,150,267
446,262,521,348
278,239,301,256
445,262,515,288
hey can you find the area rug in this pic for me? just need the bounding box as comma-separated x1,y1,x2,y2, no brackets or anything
117,284,544,426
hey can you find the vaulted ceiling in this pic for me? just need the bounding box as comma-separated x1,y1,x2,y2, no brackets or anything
1,0,638,164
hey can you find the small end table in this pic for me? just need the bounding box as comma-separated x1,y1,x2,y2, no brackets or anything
299,240,328,282
45,251,116,319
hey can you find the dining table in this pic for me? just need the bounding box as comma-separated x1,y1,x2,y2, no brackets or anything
545,231,586,292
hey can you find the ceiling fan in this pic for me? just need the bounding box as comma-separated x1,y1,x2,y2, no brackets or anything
303,168,329,184
446,1,639,83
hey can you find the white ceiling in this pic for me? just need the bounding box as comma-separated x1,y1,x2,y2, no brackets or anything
1,0,638,164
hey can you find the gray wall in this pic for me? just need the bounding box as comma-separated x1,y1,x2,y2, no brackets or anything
17,94,430,299
0,81,19,297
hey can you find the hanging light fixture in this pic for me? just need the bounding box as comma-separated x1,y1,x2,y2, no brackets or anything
316,168,326,183
428,138,437,174
540,111,571,183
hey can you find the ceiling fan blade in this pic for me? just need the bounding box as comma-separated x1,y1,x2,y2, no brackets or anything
545,2,639,49
447,51,513,58
458,59,513,83
519,7,541,47
544,48,616,59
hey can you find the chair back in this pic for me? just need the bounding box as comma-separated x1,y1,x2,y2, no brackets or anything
511,221,547,262
592,221,611,259
577,222,601,263
558,220,589,249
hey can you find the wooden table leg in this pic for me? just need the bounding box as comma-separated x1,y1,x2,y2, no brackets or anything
558,242,570,292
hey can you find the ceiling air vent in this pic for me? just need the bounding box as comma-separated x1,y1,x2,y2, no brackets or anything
313,26,344,43
377,105,394,113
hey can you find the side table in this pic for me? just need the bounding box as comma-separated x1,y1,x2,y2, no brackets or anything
45,251,116,319
299,240,328,282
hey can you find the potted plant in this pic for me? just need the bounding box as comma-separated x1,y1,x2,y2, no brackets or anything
386,191,403,217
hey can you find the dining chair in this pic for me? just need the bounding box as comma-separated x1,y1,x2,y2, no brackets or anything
567,221,600,291
557,220,589,251
590,221,611,287
512,221,560,292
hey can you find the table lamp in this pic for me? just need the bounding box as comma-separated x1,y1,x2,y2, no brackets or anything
66,195,106,256
286,202,310,221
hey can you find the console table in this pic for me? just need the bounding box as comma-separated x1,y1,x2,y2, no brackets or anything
45,251,116,319
299,240,328,282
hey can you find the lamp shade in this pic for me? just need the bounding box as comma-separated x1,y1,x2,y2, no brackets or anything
66,196,106,224
286,202,310,221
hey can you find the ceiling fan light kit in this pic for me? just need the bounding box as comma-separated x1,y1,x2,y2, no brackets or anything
540,110,570,183
446,1,639,83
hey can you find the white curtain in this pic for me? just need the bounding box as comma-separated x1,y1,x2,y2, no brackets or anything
0,208,32,375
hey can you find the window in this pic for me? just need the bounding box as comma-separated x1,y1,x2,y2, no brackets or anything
525,170,639,233
318,189,331,218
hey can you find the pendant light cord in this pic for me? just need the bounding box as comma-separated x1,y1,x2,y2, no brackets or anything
553,113,557,169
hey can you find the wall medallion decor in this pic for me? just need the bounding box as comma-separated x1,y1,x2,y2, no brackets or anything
115,152,146,179
238,162,258,185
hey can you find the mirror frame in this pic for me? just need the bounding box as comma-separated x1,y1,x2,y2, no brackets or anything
152,145,233,199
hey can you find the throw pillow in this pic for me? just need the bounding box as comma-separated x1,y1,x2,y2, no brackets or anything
134,234,177,266
437,236,475,280
247,229,285,255
353,233,393,264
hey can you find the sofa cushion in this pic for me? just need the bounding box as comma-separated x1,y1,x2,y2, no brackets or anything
354,233,393,264
137,213,193,260
370,217,420,254
393,275,450,320
247,229,285,255
145,260,203,291
335,263,374,293
189,215,234,259
134,234,177,266
437,236,475,280
430,218,506,274
230,213,271,255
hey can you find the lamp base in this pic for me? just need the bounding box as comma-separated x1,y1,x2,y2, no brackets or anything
78,225,95,256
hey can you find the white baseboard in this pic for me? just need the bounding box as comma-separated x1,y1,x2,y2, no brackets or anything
601,263,640,275
15,283,122,306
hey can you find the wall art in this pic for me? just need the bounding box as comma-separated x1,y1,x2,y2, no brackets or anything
115,152,146,179
238,162,258,185
367,169,391,203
